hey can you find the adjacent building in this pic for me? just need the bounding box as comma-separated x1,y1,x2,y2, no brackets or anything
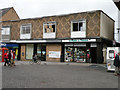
1,8,115,63
0,7,20,59
113,0,120,44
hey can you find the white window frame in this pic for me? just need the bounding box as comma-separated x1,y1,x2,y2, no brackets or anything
20,24,32,34
20,24,32,39
71,19,86,32
43,21,56,39
1,26,10,35
43,21,56,33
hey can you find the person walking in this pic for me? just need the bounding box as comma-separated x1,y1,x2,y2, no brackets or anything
8,50,13,66
13,51,16,66
114,52,120,76
4,51,9,66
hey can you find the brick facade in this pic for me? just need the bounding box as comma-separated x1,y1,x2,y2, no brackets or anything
46,44,62,62
2,10,102,40
1,7,19,21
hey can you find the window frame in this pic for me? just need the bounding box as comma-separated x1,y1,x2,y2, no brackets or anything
71,19,86,32
1,26,11,35
43,21,56,33
20,24,32,35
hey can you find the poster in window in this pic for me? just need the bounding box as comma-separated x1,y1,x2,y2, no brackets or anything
49,51,61,58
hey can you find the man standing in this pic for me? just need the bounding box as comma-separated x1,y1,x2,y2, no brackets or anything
4,51,9,66
8,50,13,66
114,52,120,76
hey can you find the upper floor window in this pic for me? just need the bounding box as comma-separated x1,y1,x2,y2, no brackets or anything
71,20,86,32
20,24,32,39
43,22,56,33
1,26,10,35
21,24,31,34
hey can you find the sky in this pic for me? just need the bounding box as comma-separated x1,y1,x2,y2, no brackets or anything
0,0,119,41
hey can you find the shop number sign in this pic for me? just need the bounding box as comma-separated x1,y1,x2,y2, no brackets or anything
49,51,61,58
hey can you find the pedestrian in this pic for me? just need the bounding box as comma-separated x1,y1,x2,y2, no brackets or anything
33,54,37,63
114,52,120,76
13,51,16,66
4,51,9,66
8,50,13,66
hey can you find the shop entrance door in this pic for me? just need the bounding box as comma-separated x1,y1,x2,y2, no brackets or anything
37,44,46,61
90,47,97,63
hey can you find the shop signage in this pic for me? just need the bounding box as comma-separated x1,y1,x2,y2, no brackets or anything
49,51,61,58
90,43,97,47
62,39,96,42
0,43,6,47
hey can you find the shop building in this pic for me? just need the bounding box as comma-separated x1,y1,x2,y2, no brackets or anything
0,7,20,60
1,10,114,63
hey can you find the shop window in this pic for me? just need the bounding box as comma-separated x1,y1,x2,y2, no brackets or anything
21,24,31,34
71,20,86,31
26,44,34,59
43,22,56,33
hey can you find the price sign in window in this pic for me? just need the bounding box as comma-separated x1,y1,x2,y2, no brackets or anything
109,50,114,59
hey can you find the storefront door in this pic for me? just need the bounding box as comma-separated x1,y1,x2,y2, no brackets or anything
37,44,46,61
26,44,34,59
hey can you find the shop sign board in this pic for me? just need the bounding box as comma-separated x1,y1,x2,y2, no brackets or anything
49,51,61,58
0,43,6,47
90,43,97,47
62,39,96,42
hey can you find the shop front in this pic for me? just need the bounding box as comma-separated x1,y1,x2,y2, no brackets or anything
1,43,19,59
18,38,108,63
22,44,46,61
64,43,91,63
62,39,100,63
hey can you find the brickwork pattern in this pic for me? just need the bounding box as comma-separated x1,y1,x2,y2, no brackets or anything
2,11,100,40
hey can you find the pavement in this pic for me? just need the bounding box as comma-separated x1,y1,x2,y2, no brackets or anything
3,60,107,66
1,61,119,89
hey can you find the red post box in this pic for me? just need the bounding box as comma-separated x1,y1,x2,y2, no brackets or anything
0,48,8,62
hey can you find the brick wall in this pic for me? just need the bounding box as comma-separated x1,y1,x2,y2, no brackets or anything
21,44,26,60
46,44,62,62
2,10,110,40
2,8,19,21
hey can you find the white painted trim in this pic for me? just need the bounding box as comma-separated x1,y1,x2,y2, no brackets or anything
71,19,86,38
43,21,56,38
20,23,32,39
62,39,96,42
10,40,46,43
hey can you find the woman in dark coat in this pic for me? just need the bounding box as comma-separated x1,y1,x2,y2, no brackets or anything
114,52,120,75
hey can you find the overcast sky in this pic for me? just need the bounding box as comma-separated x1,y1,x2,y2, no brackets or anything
0,0,119,41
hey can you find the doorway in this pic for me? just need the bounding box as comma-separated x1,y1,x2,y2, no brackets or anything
37,44,46,61
90,47,97,63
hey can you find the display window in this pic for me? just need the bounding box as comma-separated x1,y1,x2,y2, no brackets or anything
65,47,90,63
26,44,34,59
